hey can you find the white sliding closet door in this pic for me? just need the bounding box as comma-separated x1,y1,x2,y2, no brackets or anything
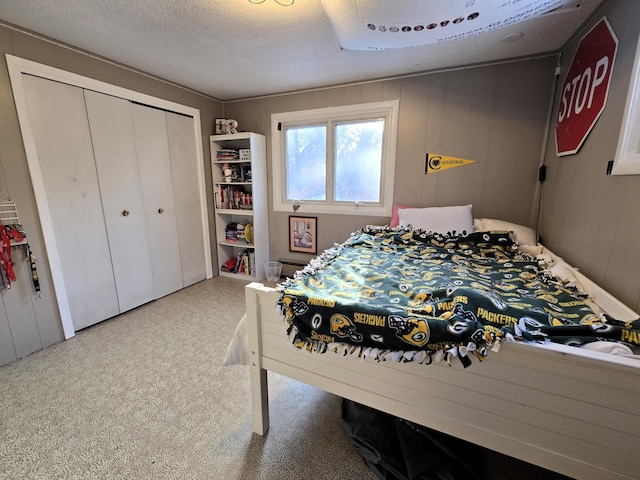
130,103,183,298
166,112,206,286
14,60,209,337
22,75,120,330
84,90,155,313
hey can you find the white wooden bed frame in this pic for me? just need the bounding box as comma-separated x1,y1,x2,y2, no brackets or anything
244,273,640,480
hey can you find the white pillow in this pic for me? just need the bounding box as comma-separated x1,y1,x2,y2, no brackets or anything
476,218,537,245
397,205,474,234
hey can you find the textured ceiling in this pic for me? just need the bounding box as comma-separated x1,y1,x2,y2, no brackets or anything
0,0,607,101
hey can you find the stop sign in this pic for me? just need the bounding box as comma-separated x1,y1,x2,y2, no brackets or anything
555,17,618,156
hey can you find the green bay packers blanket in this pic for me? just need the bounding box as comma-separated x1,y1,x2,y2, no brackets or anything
278,227,640,367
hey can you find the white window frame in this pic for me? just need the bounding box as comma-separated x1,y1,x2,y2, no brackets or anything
271,99,399,216
612,31,640,175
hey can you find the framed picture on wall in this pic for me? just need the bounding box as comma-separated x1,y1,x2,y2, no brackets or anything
289,216,317,254
612,33,640,175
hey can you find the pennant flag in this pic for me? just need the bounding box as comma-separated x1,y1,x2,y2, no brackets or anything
425,153,476,174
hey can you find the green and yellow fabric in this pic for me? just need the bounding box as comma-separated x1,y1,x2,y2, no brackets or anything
279,227,640,367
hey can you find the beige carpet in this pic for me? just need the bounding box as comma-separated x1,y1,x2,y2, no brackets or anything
0,277,569,479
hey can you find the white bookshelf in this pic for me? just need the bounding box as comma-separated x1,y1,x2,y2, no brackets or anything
210,132,269,281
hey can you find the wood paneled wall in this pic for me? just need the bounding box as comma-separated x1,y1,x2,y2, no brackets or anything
538,0,640,313
0,23,222,366
224,57,557,267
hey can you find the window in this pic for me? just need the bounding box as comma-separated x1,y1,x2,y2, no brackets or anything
272,100,399,216
612,29,640,175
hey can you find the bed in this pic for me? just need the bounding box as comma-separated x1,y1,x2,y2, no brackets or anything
235,207,640,480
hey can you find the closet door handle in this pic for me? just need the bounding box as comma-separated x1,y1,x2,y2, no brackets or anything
122,210,130,217
158,208,164,214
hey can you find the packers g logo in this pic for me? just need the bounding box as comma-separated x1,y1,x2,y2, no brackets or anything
308,276,325,289
521,316,545,328
590,323,614,334
486,292,507,310
546,303,562,312
447,320,470,336
428,155,442,171
360,289,381,299
388,315,430,347
580,313,601,325
311,314,322,330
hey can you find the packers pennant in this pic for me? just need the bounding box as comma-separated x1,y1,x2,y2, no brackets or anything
425,153,476,174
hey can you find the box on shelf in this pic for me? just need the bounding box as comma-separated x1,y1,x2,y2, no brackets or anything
239,149,251,161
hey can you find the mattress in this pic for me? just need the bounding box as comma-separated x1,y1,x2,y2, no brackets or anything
225,226,639,367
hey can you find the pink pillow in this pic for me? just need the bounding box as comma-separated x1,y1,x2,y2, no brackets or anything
390,205,410,227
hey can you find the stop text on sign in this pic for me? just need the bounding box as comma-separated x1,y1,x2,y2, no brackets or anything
558,56,609,122
555,17,618,156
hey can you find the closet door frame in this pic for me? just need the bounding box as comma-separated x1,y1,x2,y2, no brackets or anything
6,54,212,340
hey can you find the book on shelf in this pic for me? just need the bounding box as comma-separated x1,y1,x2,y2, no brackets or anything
216,149,239,161
249,251,255,276
215,184,252,209
233,249,252,275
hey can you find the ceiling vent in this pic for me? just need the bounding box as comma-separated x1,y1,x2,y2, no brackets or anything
320,0,581,51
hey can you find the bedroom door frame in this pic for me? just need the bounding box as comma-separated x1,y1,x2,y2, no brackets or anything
6,54,212,340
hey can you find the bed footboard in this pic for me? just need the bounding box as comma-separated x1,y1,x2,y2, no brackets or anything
244,282,640,480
